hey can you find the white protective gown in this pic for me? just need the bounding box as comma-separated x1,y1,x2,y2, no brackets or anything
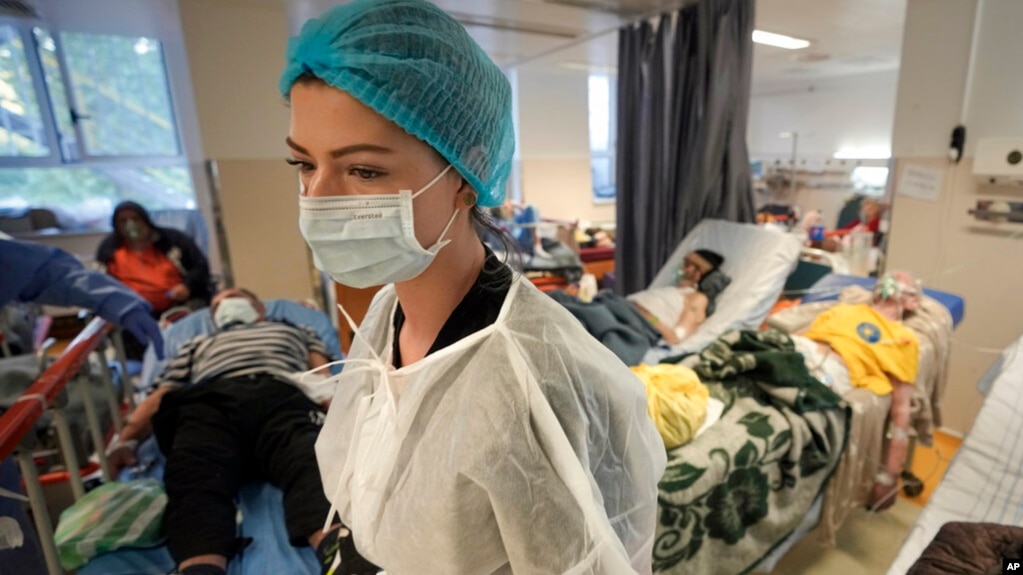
316,276,667,574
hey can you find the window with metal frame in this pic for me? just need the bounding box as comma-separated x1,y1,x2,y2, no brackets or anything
588,73,616,203
0,17,196,231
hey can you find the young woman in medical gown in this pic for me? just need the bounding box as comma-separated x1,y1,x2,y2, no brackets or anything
280,1,667,573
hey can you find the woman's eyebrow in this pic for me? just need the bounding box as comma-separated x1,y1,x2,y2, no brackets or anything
285,137,394,158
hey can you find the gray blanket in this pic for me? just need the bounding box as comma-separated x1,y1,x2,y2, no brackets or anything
547,291,660,366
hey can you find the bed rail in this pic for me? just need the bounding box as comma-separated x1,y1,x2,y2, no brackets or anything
0,317,125,575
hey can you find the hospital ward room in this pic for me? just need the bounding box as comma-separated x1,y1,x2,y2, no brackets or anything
2,0,1023,574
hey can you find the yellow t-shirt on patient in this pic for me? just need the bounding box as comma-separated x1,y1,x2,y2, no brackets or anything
803,303,918,395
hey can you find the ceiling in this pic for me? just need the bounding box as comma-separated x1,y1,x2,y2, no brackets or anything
286,0,907,84
752,0,906,85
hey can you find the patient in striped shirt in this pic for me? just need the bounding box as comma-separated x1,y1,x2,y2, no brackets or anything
108,288,375,575
158,296,330,392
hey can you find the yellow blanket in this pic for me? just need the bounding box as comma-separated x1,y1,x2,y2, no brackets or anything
632,363,709,449
804,303,918,395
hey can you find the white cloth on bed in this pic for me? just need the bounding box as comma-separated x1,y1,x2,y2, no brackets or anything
791,335,853,396
316,277,666,575
627,286,693,327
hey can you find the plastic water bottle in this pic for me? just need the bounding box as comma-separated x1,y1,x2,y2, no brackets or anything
578,274,598,303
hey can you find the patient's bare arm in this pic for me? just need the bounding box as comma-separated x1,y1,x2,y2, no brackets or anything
307,350,334,408
677,291,709,339
870,378,913,510
309,350,330,374
121,386,172,442
657,291,710,345
108,386,173,477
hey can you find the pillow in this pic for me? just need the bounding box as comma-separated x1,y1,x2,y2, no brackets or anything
698,269,732,316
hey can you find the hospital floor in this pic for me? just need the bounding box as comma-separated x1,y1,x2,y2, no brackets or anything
774,430,962,574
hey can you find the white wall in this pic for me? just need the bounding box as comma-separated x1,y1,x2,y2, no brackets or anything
748,70,899,159
962,0,1023,156
516,67,616,224
887,0,1023,435
748,70,899,227
179,0,290,161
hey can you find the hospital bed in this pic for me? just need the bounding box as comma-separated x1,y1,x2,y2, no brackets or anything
886,333,1023,574
754,275,961,567
74,299,341,575
651,266,962,574
619,220,844,574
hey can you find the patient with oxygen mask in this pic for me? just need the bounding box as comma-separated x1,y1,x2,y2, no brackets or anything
791,271,921,511
546,248,729,367
628,249,730,345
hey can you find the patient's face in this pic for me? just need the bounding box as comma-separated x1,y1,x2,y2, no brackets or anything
861,200,881,221
680,253,712,285
114,209,151,242
212,289,265,319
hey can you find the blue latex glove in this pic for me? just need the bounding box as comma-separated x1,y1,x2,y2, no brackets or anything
121,310,164,360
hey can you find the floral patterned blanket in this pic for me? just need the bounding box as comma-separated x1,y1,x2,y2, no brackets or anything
653,329,850,575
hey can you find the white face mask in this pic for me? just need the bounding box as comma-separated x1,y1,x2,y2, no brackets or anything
213,297,260,328
298,165,459,289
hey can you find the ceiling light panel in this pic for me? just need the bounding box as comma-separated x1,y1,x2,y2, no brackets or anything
753,29,811,50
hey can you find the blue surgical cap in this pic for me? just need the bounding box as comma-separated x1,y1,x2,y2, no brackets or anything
279,0,514,208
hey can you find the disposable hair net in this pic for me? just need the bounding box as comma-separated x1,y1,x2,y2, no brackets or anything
279,0,514,208
315,278,667,574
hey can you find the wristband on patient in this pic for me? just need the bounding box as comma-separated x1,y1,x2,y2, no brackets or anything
105,435,139,457
874,471,896,486
886,426,910,442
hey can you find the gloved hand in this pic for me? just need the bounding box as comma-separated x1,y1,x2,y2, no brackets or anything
121,309,165,360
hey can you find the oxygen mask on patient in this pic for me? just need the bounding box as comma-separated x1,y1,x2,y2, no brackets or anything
213,297,260,328
872,272,921,321
121,218,143,240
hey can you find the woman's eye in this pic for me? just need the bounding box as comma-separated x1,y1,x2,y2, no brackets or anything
285,158,314,172
349,166,383,181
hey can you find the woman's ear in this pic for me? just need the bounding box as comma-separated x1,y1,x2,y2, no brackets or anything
454,179,477,208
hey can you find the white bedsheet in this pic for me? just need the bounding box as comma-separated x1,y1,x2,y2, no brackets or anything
887,334,1023,574
641,220,802,363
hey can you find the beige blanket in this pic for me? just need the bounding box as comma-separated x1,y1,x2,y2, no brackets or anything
767,286,954,546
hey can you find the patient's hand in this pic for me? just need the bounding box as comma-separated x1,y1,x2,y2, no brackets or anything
820,237,843,253
168,283,190,303
107,441,139,479
869,480,897,511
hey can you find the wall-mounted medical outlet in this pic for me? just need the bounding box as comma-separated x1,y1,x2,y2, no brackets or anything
974,138,1023,187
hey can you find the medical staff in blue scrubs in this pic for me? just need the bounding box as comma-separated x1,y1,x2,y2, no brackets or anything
1,237,164,356
0,238,164,572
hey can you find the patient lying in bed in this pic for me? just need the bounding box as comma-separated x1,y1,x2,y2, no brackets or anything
627,249,729,345
548,249,730,365
106,288,379,575
791,271,921,511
